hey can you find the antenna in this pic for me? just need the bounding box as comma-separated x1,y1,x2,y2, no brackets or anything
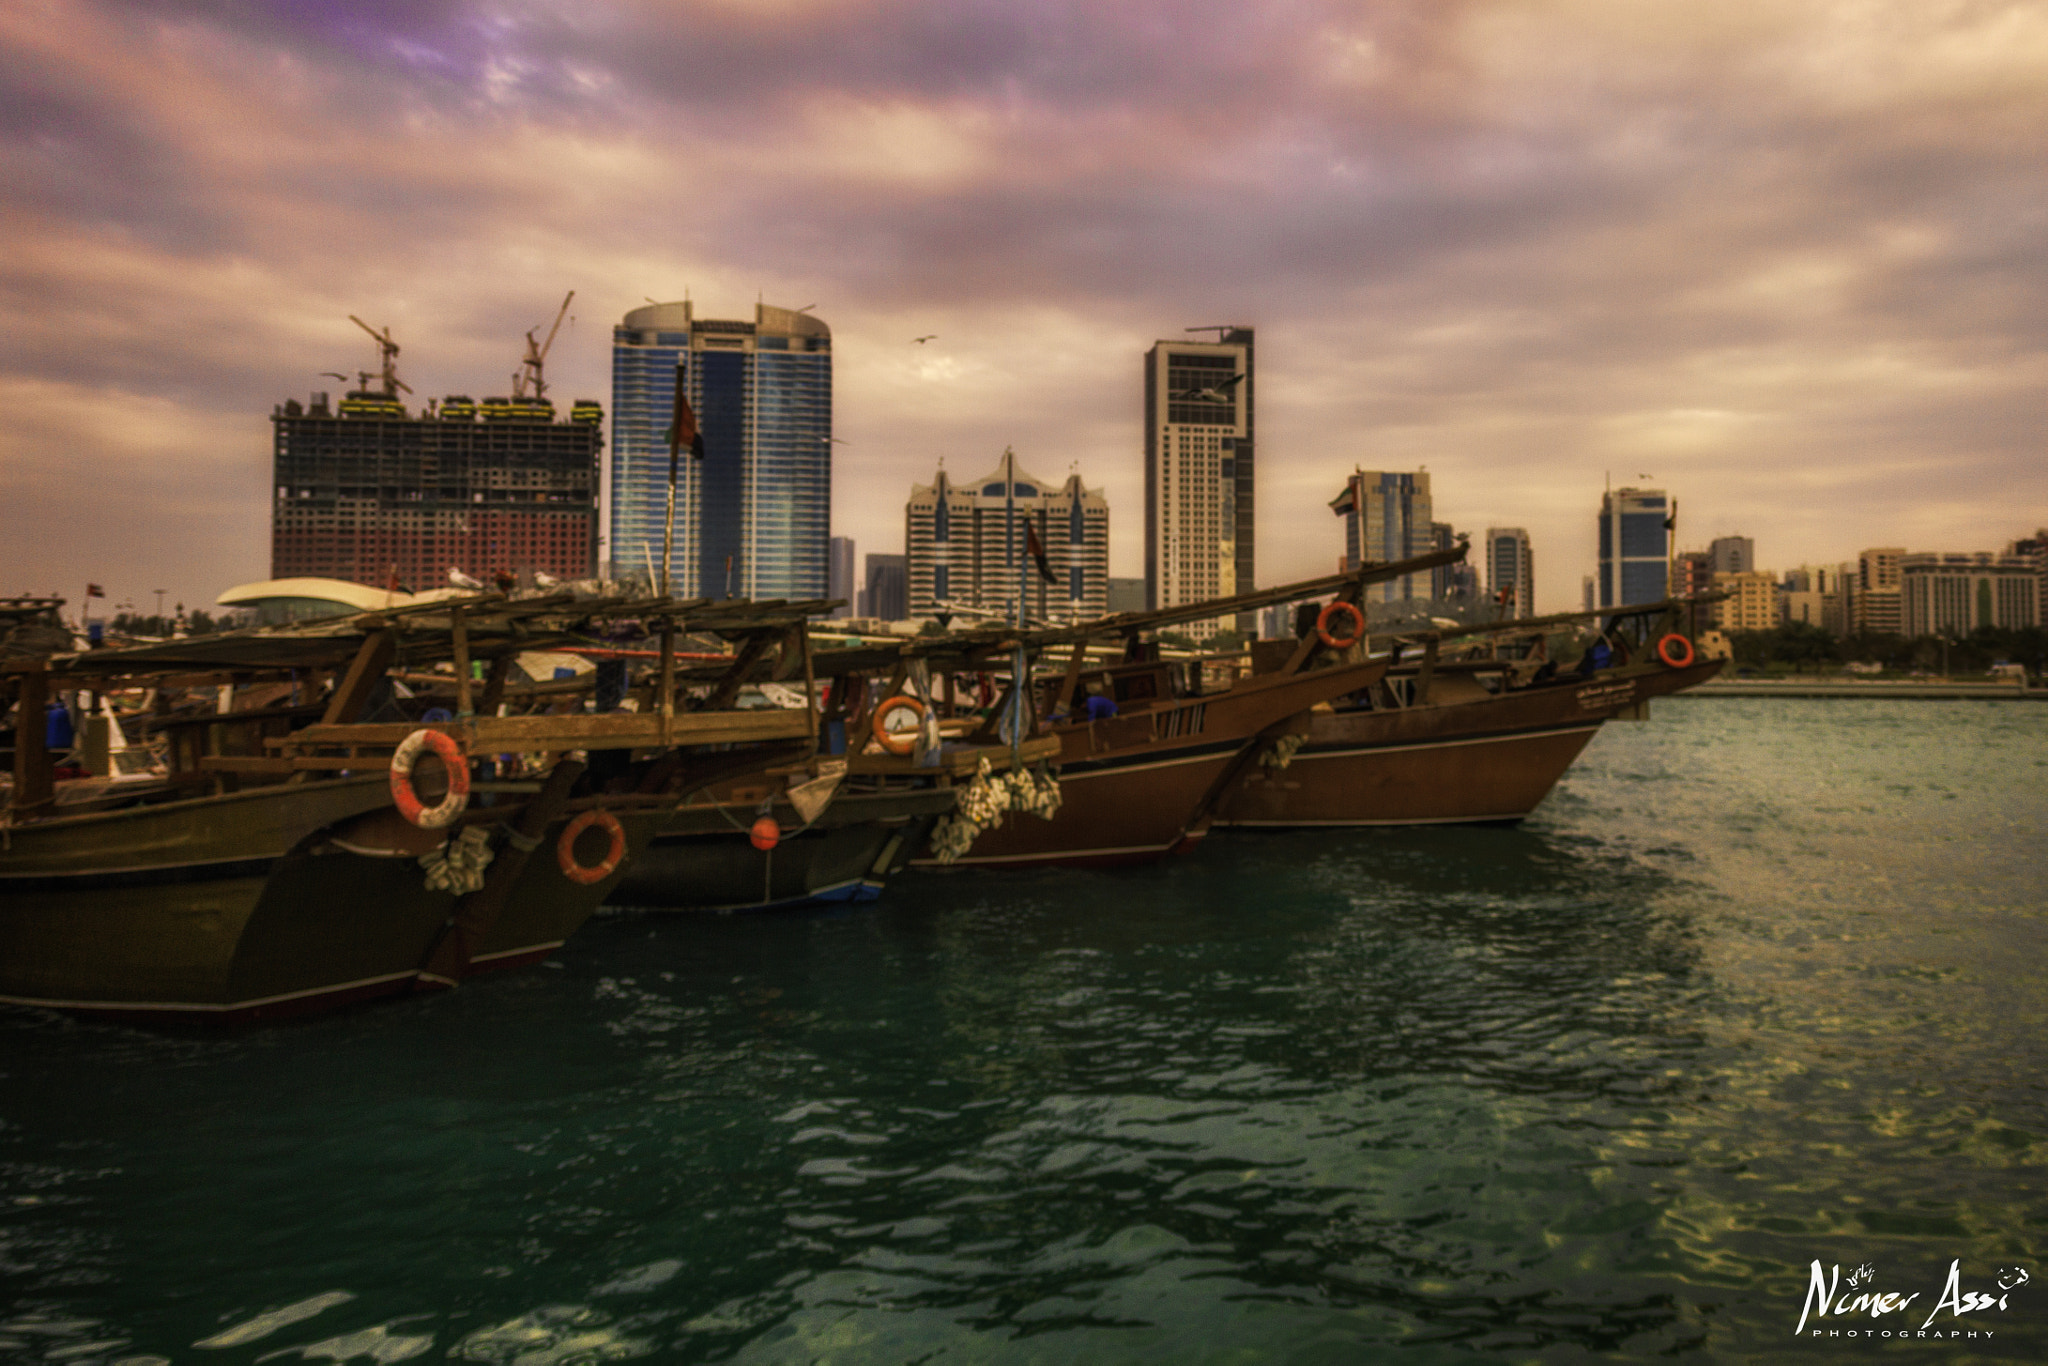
348,316,411,396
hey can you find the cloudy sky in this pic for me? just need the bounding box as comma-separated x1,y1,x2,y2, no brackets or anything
4,0,2044,615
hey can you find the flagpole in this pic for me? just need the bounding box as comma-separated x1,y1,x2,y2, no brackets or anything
1005,448,1025,762
661,362,684,598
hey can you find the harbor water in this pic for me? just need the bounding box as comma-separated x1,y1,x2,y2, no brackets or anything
4,698,2045,1362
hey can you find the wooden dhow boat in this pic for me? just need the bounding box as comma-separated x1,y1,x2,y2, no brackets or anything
610,631,1064,912
0,592,826,1021
1213,595,1727,829
885,545,1468,870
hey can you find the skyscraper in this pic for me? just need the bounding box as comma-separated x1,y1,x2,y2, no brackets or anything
828,536,855,619
1484,527,1535,617
905,452,1109,621
608,301,831,598
1708,535,1755,575
1330,470,1434,603
1597,487,1669,608
1855,546,1905,634
862,553,907,622
1144,327,1253,635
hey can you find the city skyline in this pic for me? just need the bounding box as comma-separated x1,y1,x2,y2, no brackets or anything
6,3,2046,616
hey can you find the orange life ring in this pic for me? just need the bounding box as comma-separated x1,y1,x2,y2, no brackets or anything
389,728,470,829
557,808,627,885
1657,633,1696,669
871,695,924,755
1316,600,1366,649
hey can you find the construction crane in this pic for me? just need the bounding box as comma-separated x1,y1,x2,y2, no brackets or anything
511,290,574,401
348,316,412,396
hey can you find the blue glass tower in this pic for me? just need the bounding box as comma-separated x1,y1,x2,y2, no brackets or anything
608,302,831,598
1598,487,1669,607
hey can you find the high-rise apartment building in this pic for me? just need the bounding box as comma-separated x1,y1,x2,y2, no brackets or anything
608,301,831,598
905,452,1109,621
828,537,855,619
861,553,906,622
1672,550,1715,601
270,387,601,589
1902,554,2040,636
1144,328,1253,635
1854,547,1905,635
1484,527,1535,618
1429,523,1478,600
2006,530,2048,613
1708,535,1755,575
1713,571,1781,632
1597,487,1669,608
1783,563,1855,635
1330,470,1434,603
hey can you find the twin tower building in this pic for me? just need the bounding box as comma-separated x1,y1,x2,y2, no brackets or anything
613,306,1255,629
271,303,1256,630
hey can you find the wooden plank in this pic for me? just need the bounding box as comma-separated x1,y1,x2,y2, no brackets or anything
657,620,676,719
197,755,297,775
798,625,819,741
477,653,513,715
1415,637,1439,705
321,630,397,725
702,634,776,711
278,707,814,753
451,608,473,716
844,735,1059,776
10,663,54,818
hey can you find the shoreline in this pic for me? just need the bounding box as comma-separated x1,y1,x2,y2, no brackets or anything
1684,678,2044,700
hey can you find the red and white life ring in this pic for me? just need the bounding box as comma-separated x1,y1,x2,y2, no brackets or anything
557,808,627,885
871,695,924,755
1657,633,1696,669
1316,600,1366,650
390,728,470,829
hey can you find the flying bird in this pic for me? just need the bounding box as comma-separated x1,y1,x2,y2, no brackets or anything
1170,372,1247,403
912,335,937,344
447,567,485,590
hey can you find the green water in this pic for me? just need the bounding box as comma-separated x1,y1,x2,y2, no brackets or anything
3,699,2046,1363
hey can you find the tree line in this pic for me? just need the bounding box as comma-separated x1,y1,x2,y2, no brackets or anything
1723,621,2047,674
106,610,222,638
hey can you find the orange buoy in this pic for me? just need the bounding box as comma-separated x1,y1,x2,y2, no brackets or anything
750,816,781,851
871,695,924,755
557,808,627,885
389,728,471,829
1315,600,1366,650
1657,633,1696,669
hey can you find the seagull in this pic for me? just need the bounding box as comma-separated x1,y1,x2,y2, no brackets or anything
447,566,485,590
1170,372,1246,403
534,571,560,587
912,335,937,344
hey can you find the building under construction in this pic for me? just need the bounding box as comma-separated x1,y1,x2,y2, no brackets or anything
270,307,602,589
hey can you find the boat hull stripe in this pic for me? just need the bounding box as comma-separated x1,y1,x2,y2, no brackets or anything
0,856,281,893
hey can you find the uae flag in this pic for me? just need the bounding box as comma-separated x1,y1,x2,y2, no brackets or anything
667,365,705,460
1024,521,1058,585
